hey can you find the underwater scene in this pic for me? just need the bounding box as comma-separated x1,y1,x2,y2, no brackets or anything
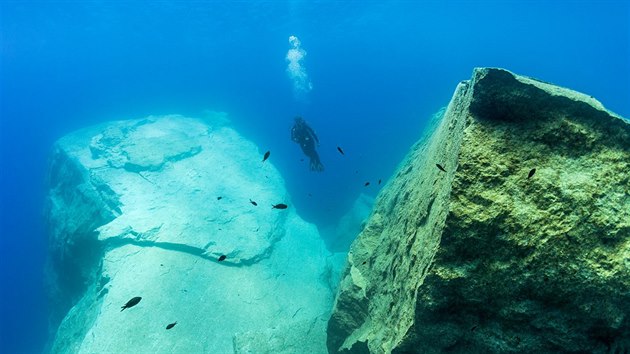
0,1,629,353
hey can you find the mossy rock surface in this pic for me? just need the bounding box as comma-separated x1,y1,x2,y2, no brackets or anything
327,68,630,354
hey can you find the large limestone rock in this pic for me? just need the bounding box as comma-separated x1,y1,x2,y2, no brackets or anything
45,114,336,353
327,68,629,354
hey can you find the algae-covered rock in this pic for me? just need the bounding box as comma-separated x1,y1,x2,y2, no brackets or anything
45,114,335,353
327,68,630,354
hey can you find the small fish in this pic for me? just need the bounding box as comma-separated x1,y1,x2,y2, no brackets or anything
262,151,270,162
527,168,536,179
166,322,177,330
364,181,370,186
217,196,222,200
436,164,446,172
471,325,478,332
218,255,227,262
272,203,288,209
300,158,304,162
249,199,258,206
378,179,382,185
121,296,142,311
337,146,345,155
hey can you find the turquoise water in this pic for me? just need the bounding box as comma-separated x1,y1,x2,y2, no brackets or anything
1,1,628,352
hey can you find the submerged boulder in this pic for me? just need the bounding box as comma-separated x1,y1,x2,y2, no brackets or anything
327,68,629,354
45,114,337,353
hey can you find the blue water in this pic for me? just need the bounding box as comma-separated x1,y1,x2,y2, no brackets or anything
1,1,628,352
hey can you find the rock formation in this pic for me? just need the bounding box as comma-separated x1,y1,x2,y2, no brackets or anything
45,114,337,353
327,68,629,354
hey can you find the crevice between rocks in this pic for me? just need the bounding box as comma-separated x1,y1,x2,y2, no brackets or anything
123,145,202,173
102,234,278,266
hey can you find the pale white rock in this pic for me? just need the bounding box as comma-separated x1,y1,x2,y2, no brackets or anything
46,114,336,353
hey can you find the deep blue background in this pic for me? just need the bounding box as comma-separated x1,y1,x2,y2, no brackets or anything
1,1,628,352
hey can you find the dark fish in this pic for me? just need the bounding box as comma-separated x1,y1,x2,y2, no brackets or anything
262,151,270,162
471,325,478,332
166,322,177,330
121,296,142,311
300,158,304,162
217,196,222,200
272,203,288,209
436,164,446,172
249,199,258,206
218,255,227,262
378,179,382,185
364,182,370,186
337,146,345,155
528,168,536,179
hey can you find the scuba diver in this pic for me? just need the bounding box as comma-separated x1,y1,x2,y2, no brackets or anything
291,116,324,172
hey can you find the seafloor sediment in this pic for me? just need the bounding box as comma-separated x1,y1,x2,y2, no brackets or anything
327,68,629,354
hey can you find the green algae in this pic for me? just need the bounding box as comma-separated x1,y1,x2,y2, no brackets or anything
327,68,630,354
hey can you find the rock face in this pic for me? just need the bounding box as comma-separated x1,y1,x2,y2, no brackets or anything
327,68,630,354
45,114,336,353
